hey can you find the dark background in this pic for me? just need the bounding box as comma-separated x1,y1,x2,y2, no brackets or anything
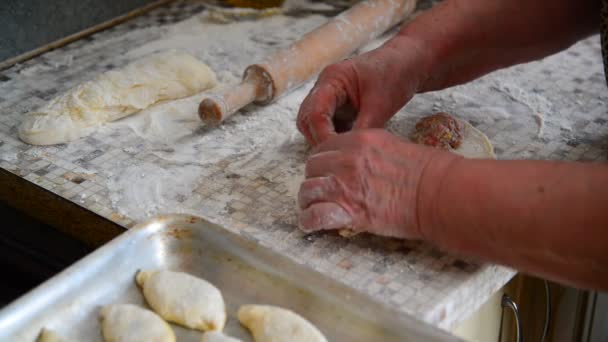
0,0,155,62
0,202,92,307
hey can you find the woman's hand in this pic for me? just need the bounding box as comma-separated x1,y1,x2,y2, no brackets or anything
296,37,432,146
298,129,459,239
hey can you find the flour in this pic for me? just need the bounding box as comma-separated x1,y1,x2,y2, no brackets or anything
17,53,73,76
206,5,283,24
533,113,545,137
126,13,327,85
490,77,553,137
0,150,18,163
107,162,203,221
283,0,337,12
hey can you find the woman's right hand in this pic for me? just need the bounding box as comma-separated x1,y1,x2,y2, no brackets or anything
296,36,433,146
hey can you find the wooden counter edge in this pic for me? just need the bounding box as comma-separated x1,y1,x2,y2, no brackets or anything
0,168,124,248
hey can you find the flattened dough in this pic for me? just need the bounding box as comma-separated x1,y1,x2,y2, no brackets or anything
238,305,327,342
38,328,77,342
100,304,175,342
136,269,226,331
451,119,496,159
201,331,243,342
18,50,217,145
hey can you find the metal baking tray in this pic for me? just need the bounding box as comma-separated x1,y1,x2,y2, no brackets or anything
0,214,459,341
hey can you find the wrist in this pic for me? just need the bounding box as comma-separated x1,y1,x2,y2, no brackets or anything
415,150,462,242
381,34,437,94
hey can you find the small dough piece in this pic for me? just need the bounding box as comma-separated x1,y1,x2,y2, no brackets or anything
100,304,175,342
19,50,217,145
38,328,77,342
201,331,243,342
136,270,226,331
238,305,327,342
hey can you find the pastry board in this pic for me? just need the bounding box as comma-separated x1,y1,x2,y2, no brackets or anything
0,214,460,342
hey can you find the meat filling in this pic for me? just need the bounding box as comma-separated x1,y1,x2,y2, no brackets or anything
411,112,464,149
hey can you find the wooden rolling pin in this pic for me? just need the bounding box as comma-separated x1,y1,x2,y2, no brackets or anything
199,0,418,124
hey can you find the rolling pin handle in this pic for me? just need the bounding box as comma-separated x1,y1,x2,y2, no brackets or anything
198,96,225,125
198,65,274,125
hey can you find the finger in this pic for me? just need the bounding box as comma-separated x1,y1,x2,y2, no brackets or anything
304,151,343,178
296,114,313,146
297,85,335,145
298,82,344,145
298,176,342,210
299,202,353,232
307,112,334,146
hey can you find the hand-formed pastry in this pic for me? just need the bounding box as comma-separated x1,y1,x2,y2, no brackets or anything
37,328,77,342
238,304,327,342
136,270,226,331
100,304,175,342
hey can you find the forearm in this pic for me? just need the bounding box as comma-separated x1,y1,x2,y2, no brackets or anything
387,0,600,91
419,157,608,290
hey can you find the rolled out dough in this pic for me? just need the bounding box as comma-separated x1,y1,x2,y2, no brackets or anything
18,50,217,145
450,119,496,159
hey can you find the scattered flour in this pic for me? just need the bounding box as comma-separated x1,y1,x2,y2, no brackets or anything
107,162,203,221
19,55,76,76
0,150,18,163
